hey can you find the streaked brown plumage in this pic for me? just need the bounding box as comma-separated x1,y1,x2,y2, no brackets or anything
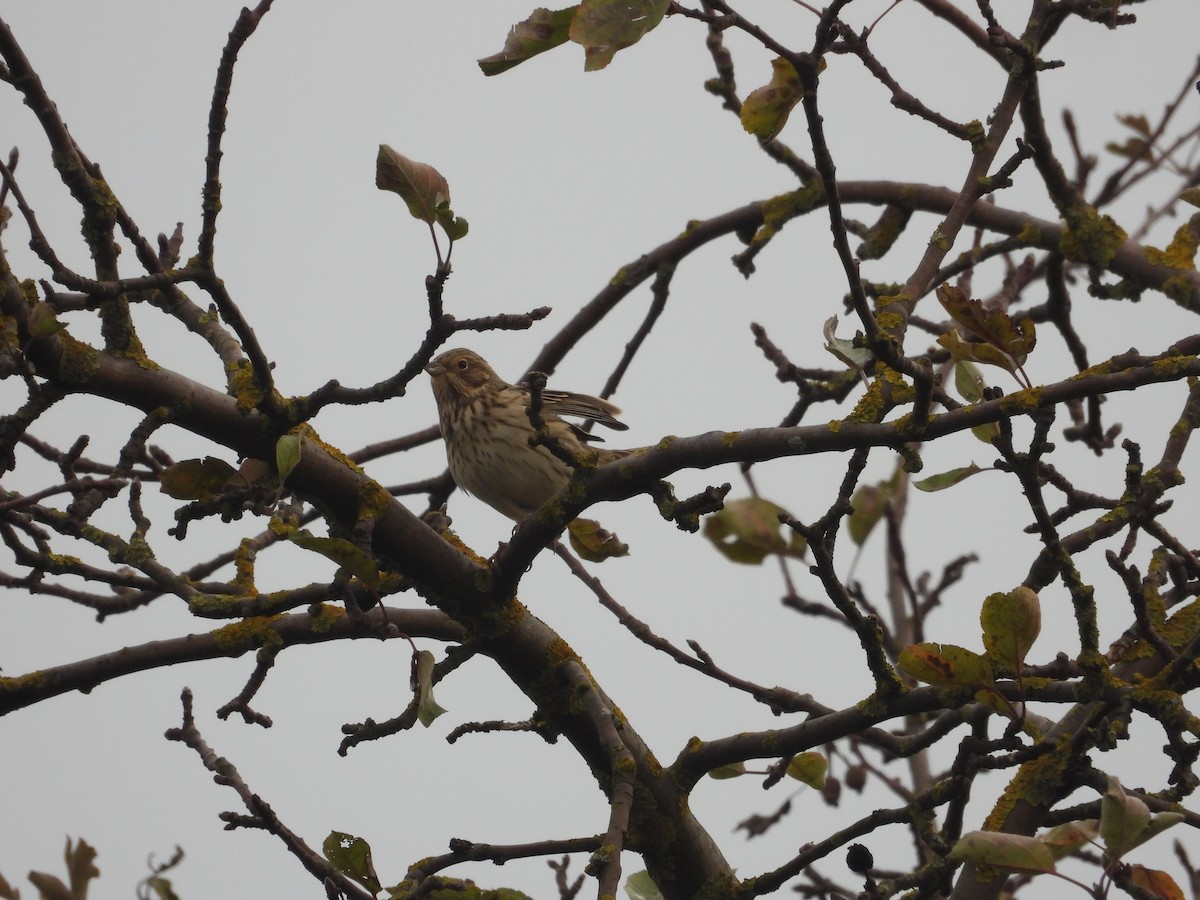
426,348,630,521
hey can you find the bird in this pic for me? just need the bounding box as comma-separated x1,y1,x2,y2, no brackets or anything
425,348,631,523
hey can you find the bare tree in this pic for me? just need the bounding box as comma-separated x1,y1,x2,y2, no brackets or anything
2,2,1199,899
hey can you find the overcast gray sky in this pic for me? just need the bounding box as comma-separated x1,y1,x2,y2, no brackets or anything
3,2,1199,897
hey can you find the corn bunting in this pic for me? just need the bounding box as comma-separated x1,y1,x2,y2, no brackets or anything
426,348,631,523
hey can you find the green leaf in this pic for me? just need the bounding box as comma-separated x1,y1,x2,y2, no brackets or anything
287,529,380,589
897,642,993,689
479,7,577,75
971,420,1002,444
376,145,451,225
707,762,747,779
953,359,986,403
785,752,827,789
912,463,983,492
275,431,304,486
847,483,885,546
159,456,240,500
741,57,804,140
624,870,664,900
981,586,1040,670
1100,774,1151,859
568,0,668,71
413,650,448,727
702,498,805,565
1139,810,1184,846
322,832,382,894
949,831,1056,873
954,356,1003,443
435,203,469,241
28,301,64,337
567,517,629,561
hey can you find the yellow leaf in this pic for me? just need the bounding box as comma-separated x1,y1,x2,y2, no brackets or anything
741,57,803,140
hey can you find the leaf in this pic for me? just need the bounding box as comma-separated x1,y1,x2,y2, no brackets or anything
27,301,64,337
26,872,73,900
936,284,1036,383
434,203,469,241
1180,187,1200,209
159,456,239,500
823,316,872,385
567,517,629,561
624,870,664,900
1139,810,1184,845
1039,820,1099,860
0,872,16,900
981,587,1041,670
568,0,668,71
376,145,451,225
1100,774,1151,859
785,752,827,789
939,330,1021,378
1106,137,1149,160
64,837,99,900
707,762,747,779
275,431,304,486
413,650,448,727
702,498,805,565
848,480,891,546
949,831,1056,873
970,422,1001,444
287,529,380,589
479,7,577,75
1129,865,1185,900
321,832,382,895
238,457,272,486
898,642,993,689
954,359,987,403
913,463,983,492
741,57,803,140
1117,113,1152,137
141,877,181,900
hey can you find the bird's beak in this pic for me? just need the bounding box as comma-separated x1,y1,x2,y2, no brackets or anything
425,361,445,376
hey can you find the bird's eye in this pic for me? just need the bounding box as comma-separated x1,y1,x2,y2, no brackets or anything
457,359,469,370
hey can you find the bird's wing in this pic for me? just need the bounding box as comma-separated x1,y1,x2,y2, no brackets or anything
540,389,629,431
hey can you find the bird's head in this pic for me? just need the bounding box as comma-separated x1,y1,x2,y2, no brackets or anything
426,348,503,401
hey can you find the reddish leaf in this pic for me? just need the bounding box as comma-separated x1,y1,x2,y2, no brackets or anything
1129,865,1185,900
898,642,993,689
936,284,1035,384
376,145,451,225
